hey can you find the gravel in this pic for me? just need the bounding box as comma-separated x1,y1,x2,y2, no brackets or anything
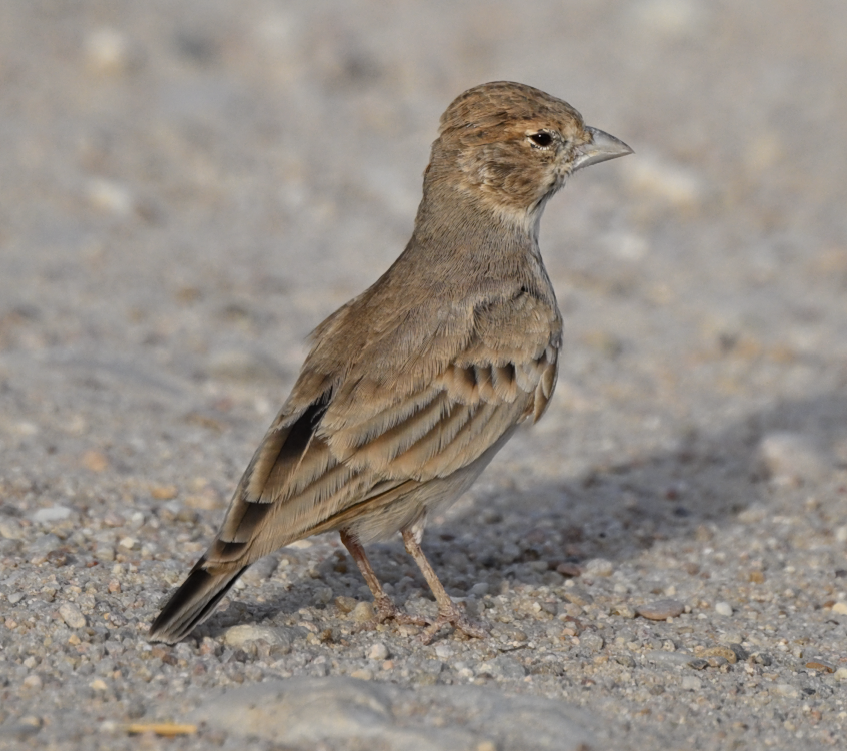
1,1,847,749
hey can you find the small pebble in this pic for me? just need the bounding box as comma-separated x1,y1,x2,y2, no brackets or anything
150,485,178,500
636,599,684,620
58,603,87,629
756,432,828,485
563,588,593,607
350,669,374,681
469,582,489,597
581,632,604,653
624,153,706,208
611,605,636,619
681,675,702,691
126,701,146,720
350,602,375,623
23,675,43,690
583,558,614,577
368,643,389,661
242,557,280,587
687,658,709,670
714,601,733,616
831,602,847,616
646,650,693,668
223,625,290,648
434,643,453,660
772,683,799,698
81,450,110,473
85,28,131,74
94,546,116,562
335,596,358,614
0,518,26,540
703,646,737,664
805,659,835,673
30,506,73,523
556,562,582,577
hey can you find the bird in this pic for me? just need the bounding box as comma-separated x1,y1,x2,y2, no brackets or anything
149,81,632,645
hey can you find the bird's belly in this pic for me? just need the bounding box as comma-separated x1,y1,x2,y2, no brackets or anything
346,426,517,544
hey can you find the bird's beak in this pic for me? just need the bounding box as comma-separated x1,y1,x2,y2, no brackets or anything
573,126,633,171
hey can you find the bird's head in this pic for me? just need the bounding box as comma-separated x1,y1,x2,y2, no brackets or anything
426,81,632,233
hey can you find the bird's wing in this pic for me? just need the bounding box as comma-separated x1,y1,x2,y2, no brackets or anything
205,288,560,569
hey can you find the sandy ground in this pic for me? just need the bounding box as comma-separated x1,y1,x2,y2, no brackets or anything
1,1,847,749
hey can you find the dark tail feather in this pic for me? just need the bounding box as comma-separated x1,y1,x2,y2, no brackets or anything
148,560,247,644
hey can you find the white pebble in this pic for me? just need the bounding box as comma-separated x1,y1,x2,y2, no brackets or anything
681,675,702,691
30,506,73,523
583,558,614,577
715,601,733,616
223,624,288,648
85,28,130,73
756,432,828,485
350,602,375,623
367,642,389,661
58,603,87,629
623,153,706,208
88,178,135,216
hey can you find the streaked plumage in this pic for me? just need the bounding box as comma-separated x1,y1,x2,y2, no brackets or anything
149,81,631,644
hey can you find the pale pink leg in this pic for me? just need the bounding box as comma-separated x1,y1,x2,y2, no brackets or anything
401,528,488,644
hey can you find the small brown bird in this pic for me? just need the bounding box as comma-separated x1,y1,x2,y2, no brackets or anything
149,81,631,645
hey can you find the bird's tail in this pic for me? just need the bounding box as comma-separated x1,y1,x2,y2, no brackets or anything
147,558,246,644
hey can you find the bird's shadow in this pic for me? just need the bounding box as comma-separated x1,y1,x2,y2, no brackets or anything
201,392,847,638
446,391,846,575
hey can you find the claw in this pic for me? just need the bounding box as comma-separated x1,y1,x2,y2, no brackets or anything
354,594,431,633
375,594,430,627
419,601,488,645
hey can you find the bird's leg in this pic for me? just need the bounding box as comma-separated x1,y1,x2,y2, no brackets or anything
400,528,488,644
339,530,428,628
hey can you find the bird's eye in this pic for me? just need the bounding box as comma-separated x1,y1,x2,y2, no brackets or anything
528,132,553,148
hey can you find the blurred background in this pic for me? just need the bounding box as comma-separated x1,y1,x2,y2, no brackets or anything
2,0,846,486
1,0,846,525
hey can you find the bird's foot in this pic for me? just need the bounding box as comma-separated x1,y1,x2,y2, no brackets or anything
355,594,430,632
419,601,488,645
375,594,430,627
